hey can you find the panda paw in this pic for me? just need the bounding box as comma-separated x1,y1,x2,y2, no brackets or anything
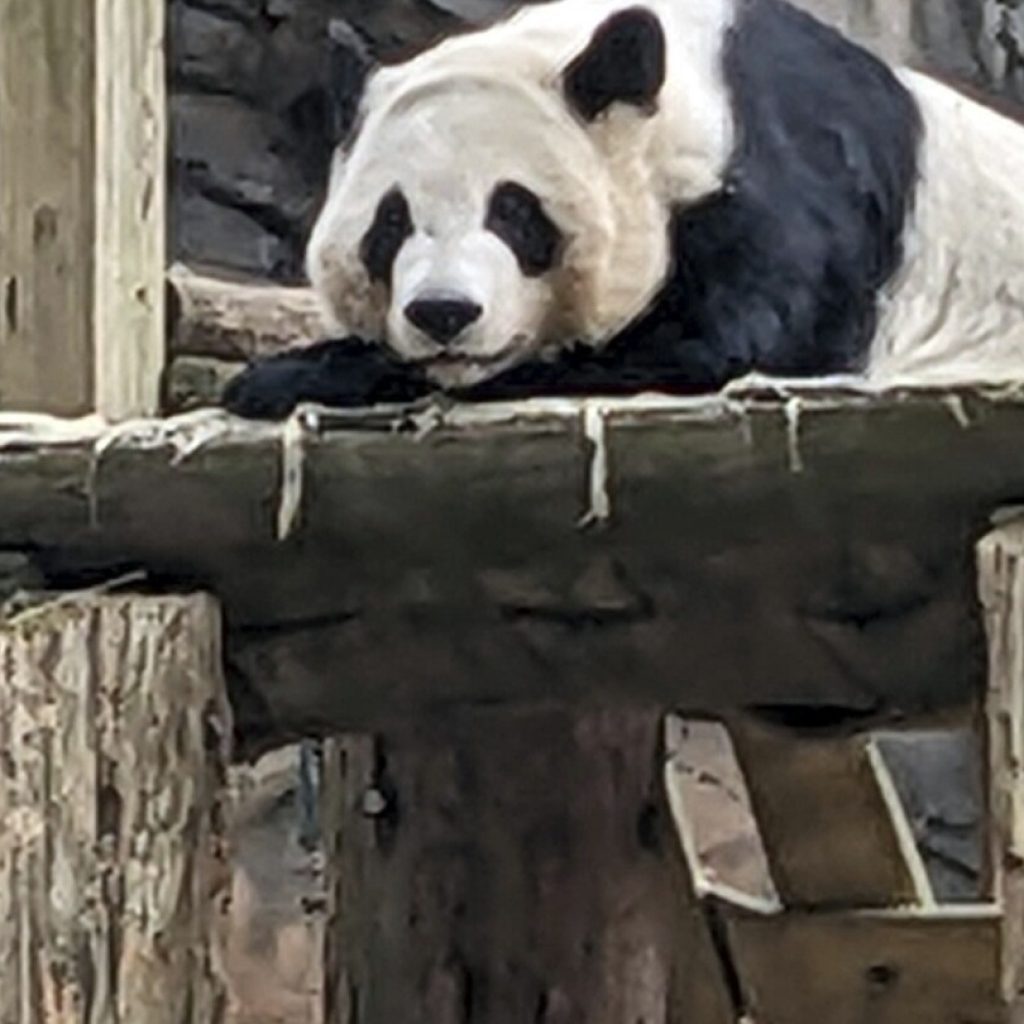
222,337,431,420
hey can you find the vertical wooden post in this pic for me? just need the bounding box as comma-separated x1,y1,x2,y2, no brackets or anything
0,0,166,419
319,706,735,1024
979,519,1024,1020
0,593,231,1023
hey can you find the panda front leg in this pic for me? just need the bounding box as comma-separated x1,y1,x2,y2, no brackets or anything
221,337,432,419
459,325,751,402
222,328,749,417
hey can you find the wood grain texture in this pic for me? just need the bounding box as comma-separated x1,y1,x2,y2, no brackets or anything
0,0,165,418
726,908,1005,1024
167,265,326,362
0,382,1021,744
0,594,232,1022
978,519,1024,1012
94,0,167,419
320,707,735,1024
726,717,929,907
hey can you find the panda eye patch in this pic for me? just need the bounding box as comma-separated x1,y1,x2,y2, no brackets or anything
360,188,413,285
485,181,563,277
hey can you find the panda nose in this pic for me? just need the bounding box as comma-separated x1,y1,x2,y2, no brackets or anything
405,297,482,346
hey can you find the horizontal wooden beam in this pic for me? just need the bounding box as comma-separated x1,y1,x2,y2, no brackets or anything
0,381,1022,746
724,907,1005,1023
167,264,326,362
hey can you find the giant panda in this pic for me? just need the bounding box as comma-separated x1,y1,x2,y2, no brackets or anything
223,0,1024,419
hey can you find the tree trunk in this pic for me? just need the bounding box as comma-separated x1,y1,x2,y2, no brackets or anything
0,593,232,1023
320,705,734,1024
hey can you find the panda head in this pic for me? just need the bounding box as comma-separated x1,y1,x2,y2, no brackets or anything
307,5,730,387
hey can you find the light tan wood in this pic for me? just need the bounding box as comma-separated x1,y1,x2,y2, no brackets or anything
727,907,1005,1024
0,0,165,419
727,717,927,907
979,518,1024,1014
663,715,779,910
168,265,326,361
94,0,167,418
0,593,231,1021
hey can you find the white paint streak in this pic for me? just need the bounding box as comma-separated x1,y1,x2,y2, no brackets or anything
785,397,804,474
943,394,972,429
277,410,307,541
578,401,611,528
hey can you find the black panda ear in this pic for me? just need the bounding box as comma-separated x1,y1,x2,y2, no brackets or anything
563,7,666,122
324,19,376,148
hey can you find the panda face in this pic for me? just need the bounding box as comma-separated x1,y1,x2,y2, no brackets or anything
352,177,566,385
308,83,619,386
307,3,729,387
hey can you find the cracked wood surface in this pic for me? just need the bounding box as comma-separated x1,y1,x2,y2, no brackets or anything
0,381,1022,745
0,594,231,1022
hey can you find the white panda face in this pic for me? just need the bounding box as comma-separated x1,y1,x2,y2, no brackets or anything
306,3,728,387
370,176,566,387
308,84,629,386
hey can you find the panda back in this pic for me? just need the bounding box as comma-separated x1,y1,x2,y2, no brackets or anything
646,0,923,377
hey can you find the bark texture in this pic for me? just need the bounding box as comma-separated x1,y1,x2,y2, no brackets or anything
0,594,232,1023
320,707,734,1024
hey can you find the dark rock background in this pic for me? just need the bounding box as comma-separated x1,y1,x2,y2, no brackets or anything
168,0,1024,283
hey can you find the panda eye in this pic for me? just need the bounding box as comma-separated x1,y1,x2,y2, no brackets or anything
382,204,407,229
360,187,414,285
485,181,563,277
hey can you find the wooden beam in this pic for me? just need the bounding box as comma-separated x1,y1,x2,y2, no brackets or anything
0,382,1021,744
725,907,1005,1024
0,0,165,419
320,707,736,1024
167,265,326,362
0,593,231,1021
978,518,1024,1013
663,715,779,910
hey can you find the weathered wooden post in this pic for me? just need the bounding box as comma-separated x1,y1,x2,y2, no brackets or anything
0,0,166,418
0,593,231,1023
319,707,736,1024
979,517,1024,1020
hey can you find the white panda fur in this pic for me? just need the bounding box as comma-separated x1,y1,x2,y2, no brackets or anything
305,0,739,387
870,70,1024,383
224,0,1024,418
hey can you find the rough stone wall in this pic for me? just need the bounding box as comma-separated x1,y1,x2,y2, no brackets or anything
168,0,1024,284
169,0,530,281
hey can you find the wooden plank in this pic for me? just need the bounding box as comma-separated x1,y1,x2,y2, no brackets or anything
167,264,326,361
727,717,929,907
0,593,231,1021
726,907,1005,1024
0,0,165,418
978,518,1024,1012
0,383,1020,744
93,0,166,419
663,715,779,911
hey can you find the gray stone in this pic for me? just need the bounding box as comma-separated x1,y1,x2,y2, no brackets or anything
172,4,264,97
172,93,318,230
172,191,298,279
178,0,261,22
875,730,984,903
